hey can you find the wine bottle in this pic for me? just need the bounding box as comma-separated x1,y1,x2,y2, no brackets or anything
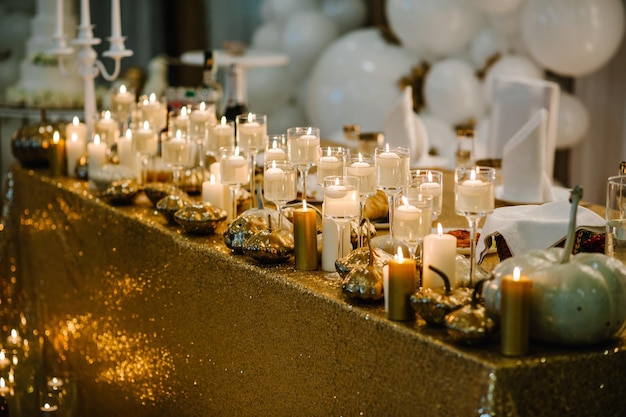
196,50,223,110
223,63,248,121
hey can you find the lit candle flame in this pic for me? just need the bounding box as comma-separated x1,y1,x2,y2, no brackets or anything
181,106,188,116
513,267,521,282
220,116,227,126
143,120,150,130
306,127,313,136
401,196,409,206
0,351,5,362
93,134,101,145
149,93,156,102
303,199,308,210
272,141,278,150
104,110,111,120
210,174,216,184
358,152,363,162
247,112,255,122
119,84,127,94
385,143,390,152
427,171,433,182
175,130,182,139
53,131,60,144
125,129,132,140
470,167,478,181
396,246,404,261
200,101,206,111
271,160,276,170
71,132,78,143
437,222,443,236
234,146,240,156
72,116,80,126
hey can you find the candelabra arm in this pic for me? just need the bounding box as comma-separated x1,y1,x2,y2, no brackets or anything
94,57,122,82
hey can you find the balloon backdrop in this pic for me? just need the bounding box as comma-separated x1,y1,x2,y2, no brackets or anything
385,0,485,59
423,58,485,125
471,0,524,16
482,54,543,106
306,28,417,136
521,0,625,77
556,92,590,149
321,0,367,34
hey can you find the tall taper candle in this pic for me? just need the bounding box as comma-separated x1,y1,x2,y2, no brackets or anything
500,267,532,356
387,247,416,321
294,200,318,270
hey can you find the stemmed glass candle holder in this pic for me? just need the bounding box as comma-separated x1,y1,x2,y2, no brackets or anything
265,134,288,163
375,145,410,252
323,175,360,279
287,126,320,202
346,153,376,247
109,83,135,132
138,93,167,134
317,146,349,186
393,194,432,263
220,146,250,221
454,166,495,286
94,110,119,146
162,130,192,190
189,102,218,183
237,113,268,208
408,169,443,221
131,121,158,185
207,116,235,160
169,105,191,137
264,161,297,228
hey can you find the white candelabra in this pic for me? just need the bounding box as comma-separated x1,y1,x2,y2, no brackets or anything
49,0,132,136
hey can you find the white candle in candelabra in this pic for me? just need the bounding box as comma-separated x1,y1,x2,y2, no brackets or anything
422,223,457,289
55,0,64,38
111,0,122,38
202,175,233,221
87,134,107,176
66,116,87,143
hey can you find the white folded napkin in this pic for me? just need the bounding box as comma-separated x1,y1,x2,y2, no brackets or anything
384,86,428,166
498,108,555,203
477,201,606,262
488,76,560,176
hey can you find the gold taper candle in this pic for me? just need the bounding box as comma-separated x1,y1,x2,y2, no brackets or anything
387,247,416,321
294,200,318,270
501,267,532,356
49,131,65,178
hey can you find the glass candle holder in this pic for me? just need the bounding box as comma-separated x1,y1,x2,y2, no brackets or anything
408,169,443,221
287,126,320,202
317,145,349,186
236,113,268,208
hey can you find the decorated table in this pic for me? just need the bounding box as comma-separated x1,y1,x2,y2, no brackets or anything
1,165,624,417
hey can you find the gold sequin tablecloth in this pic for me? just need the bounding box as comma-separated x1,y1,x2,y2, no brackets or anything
1,165,625,417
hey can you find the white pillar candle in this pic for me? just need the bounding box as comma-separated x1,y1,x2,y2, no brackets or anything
321,215,351,272
87,134,107,177
65,132,85,177
66,116,87,143
111,0,122,38
202,175,233,221
422,223,457,289
117,128,134,168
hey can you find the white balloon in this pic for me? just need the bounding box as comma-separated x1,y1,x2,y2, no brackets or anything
488,5,523,36
419,112,457,166
281,10,339,81
321,0,367,34
556,92,590,149
251,20,284,50
306,28,417,136
247,66,294,114
473,116,491,160
259,0,275,22
482,54,543,106
424,58,485,125
470,27,510,69
386,0,485,58
521,0,625,77
265,0,318,21
471,0,524,15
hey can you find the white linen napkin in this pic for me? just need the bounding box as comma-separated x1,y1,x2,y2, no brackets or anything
384,86,428,166
498,108,556,203
477,201,606,262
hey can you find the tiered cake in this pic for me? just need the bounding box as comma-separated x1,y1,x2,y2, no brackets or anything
5,0,83,108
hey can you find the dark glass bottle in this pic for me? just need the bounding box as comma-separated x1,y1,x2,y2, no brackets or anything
223,63,248,122
196,50,223,110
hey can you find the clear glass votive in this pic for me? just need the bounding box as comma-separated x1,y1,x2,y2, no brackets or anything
317,146,349,186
